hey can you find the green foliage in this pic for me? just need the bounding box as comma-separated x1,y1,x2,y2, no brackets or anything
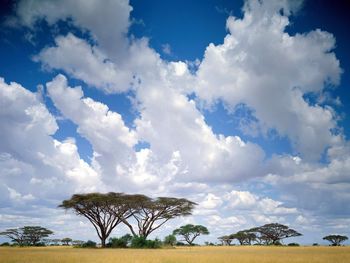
0,242,10,246
121,195,197,238
59,192,196,246
130,236,162,248
34,242,46,247
323,235,348,246
173,224,209,245
268,240,283,246
61,237,72,246
0,226,53,246
312,243,319,246
218,235,233,245
229,231,256,245
22,226,53,246
248,223,302,245
163,234,177,246
59,192,131,247
81,240,97,248
108,234,133,248
288,243,300,246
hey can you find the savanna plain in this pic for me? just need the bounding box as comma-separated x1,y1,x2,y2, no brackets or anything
1,246,350,263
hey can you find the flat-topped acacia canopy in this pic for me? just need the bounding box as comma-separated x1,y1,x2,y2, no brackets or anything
59,192,196,247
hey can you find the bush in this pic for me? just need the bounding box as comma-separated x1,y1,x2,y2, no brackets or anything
176,241,186,246
81,240,97,248
163,234,176,246
108,234,132,248
270,241,283,246
312,243,319,246
130,236,162,248
331,243,339,246
34,242,46,247
0,242,10,246
288,243,300,246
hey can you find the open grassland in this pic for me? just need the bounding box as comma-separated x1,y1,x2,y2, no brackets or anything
1,246,350,263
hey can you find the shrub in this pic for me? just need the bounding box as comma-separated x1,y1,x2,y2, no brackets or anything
163,234,176,246
130,236,162,248
312,243,319,246
108,234,132,248
81,240,97,248
0,242,10,246
147,238,162,248
269,241,283,246
34,242,46,247
288,243,300,246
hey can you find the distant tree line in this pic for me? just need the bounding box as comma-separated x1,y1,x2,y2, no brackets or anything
218,223,302,246
1,192,348,249
0,226,53,246
218,223,349,247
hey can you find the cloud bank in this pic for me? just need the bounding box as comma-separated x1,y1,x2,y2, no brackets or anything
0,0,349,244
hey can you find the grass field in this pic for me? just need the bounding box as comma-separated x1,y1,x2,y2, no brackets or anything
1,246,349,263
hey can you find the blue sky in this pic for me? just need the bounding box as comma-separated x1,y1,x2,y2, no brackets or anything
0,0,350,245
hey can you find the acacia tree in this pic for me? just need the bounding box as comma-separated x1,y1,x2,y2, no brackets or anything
59,192,133,247
230,231,256,245
121,195,196,238
0,226,53,246
0,228,26,246
22,226,53,245
250,230,270,245
218,235,233,246
173,224,209,245
249,223,302,245
61,237,72,246
323,235,348,246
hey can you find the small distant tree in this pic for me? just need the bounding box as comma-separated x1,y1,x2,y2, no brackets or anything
173,224,209,245
163,234,177,246
249,223,301,245
61,237,72,246
218,235,233,246
323,235,348,246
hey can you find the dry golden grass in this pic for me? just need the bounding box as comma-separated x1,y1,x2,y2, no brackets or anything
1,246,349,263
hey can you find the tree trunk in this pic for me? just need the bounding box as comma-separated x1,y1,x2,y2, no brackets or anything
101,236,106,248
